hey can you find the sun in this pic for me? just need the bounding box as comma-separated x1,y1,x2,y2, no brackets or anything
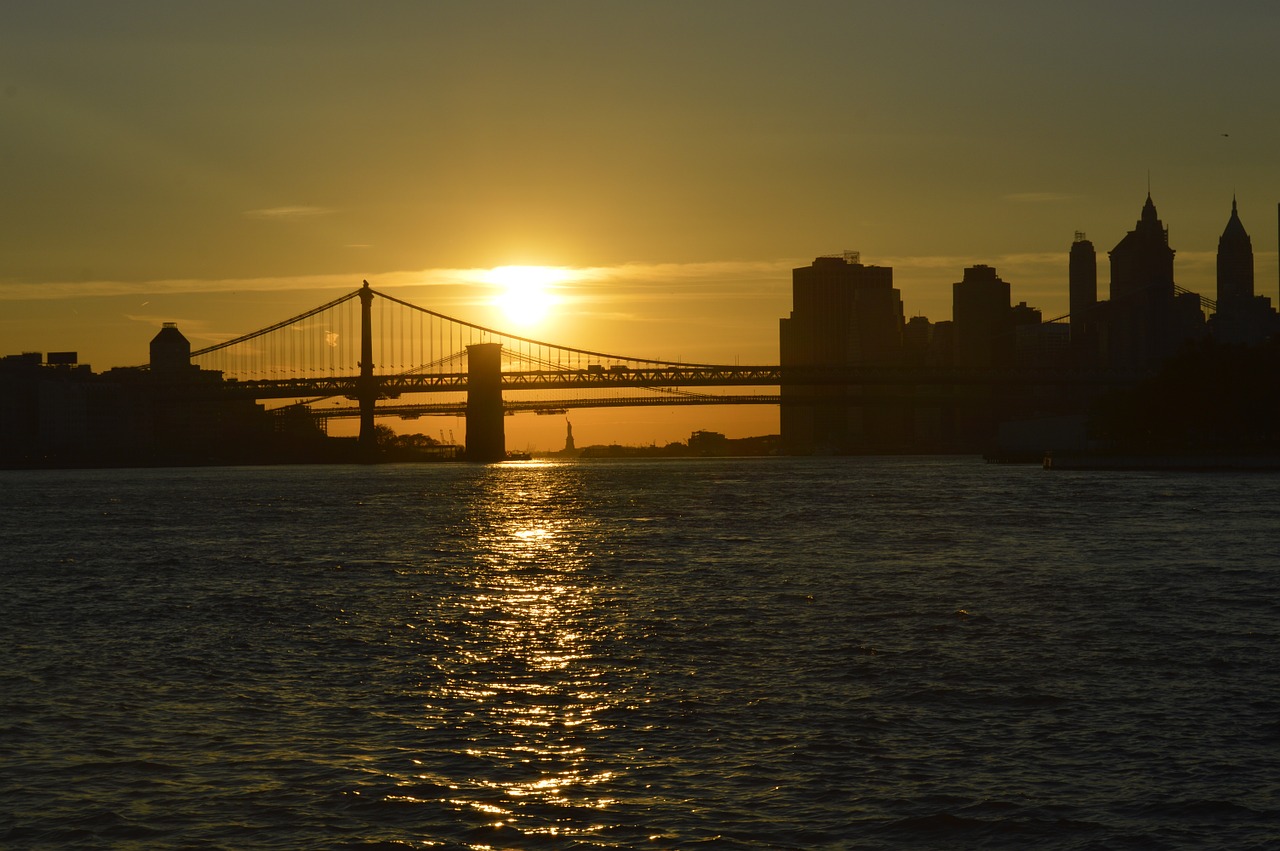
485,265,570,327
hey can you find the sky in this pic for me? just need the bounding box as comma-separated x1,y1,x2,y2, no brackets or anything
4,1,1279,449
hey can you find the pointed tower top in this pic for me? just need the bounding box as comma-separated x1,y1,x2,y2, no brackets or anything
1141,192,1159,224
1221,196,1250,242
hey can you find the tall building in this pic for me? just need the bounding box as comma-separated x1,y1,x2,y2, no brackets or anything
1216,196,1254,307
1109,193,1175,303
1099,194,1205,369
952,265,1011,370
779,253,905,453
1211,198,1278,345
1069,232,1097,336
782,253,904,366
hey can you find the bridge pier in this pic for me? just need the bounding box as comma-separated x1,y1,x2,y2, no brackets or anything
465,342,506,462
356,281,378,461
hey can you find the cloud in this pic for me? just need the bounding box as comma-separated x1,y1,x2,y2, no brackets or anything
560,260,798,304
0,273,362,301
0,256,1014,306
0,261,789,303
879,251,1066,273
243,205,337,220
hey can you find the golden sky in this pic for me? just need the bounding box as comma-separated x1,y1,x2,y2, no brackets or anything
3,1,1279,448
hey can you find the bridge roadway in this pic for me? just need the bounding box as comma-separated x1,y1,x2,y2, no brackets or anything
217,364,1129,401
220,365,781,399
306,394,784,420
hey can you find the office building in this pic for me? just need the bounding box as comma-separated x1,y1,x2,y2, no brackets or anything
952,265,1011,370
1211,198,1277,345
779,252,906,453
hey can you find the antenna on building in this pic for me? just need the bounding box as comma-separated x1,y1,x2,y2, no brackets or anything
843,250,860,264
1074,231,1087,242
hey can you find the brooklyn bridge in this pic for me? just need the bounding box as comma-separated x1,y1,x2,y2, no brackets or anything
144,280,1115,462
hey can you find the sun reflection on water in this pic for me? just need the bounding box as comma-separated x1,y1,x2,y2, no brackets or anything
398,463,626,842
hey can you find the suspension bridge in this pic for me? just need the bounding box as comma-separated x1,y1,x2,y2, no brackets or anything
167,282,784,461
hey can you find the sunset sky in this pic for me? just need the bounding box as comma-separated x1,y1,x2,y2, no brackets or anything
4,1,1279,449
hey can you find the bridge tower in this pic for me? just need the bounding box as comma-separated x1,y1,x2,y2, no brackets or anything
465,342,506,462
357,281,377,460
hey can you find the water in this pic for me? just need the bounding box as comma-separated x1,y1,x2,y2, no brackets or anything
1,457,1277,849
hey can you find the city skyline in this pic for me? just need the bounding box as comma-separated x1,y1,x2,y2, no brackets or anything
4,2,1280,448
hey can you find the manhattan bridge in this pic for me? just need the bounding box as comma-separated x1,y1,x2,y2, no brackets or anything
172,282,784,461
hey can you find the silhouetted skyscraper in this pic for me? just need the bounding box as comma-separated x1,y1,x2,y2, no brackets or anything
779,252,905,453
1109,193,1174,303
783,252,904,366
1210,198,1278,345
1216,196,1253,308
952,265,1011,370
1097,193,1206,368
1069,232,1097,327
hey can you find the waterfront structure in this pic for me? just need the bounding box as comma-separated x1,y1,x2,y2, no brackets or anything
1,326,330,467
464,342,505,462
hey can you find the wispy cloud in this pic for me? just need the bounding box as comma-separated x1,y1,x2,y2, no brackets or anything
881,251,1068,272
561,260,797,306
0,261,790,302
243,205,337,220
0,273,361,301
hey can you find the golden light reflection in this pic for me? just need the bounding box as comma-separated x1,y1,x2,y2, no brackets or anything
396,464,624,841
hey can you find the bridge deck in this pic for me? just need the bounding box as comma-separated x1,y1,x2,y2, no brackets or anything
214,365,1132,402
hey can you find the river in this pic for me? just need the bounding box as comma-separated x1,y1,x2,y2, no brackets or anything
2,457,1277,848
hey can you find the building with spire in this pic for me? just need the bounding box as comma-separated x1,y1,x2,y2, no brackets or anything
1098,193,1204,369
1216,196,1253,306
1210,198,1277,345
1108,193,1175,303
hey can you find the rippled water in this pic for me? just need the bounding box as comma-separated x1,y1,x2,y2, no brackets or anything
2,457,1278,849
